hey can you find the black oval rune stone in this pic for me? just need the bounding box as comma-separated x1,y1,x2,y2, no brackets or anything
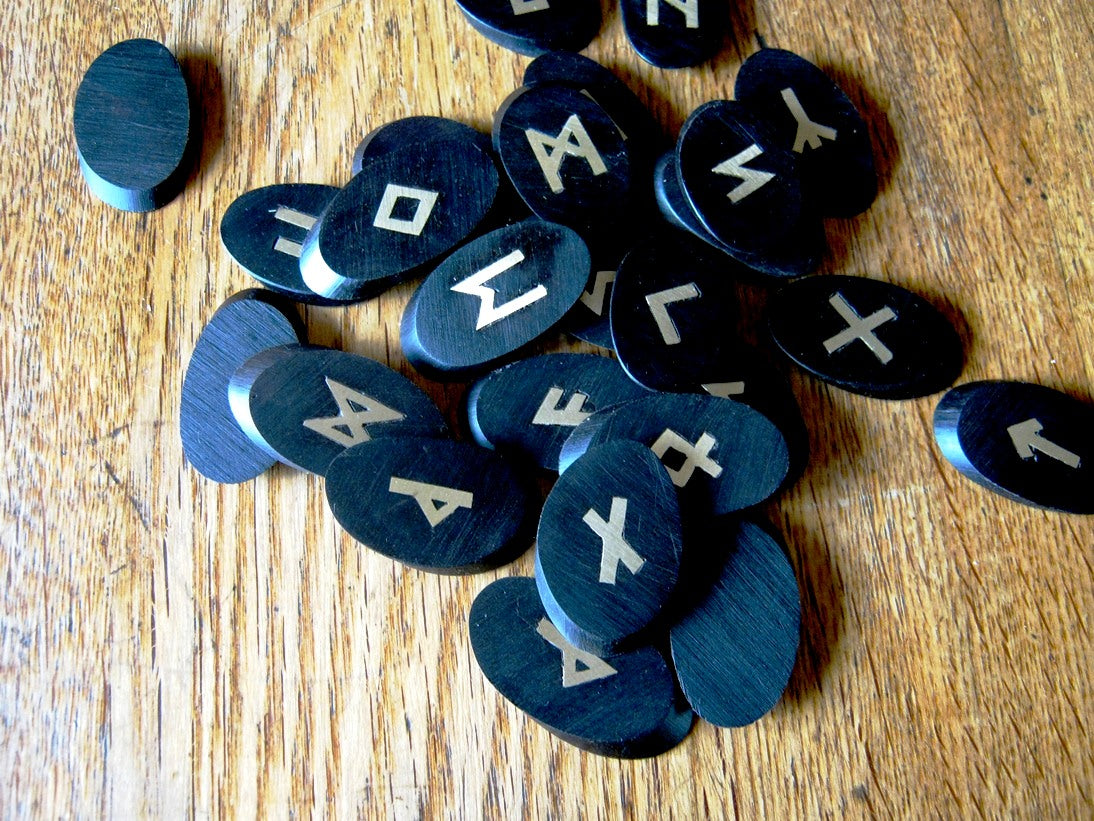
934,380,1094,514
74,39,193,211
228,345,448,476
469,576,693,758
620,0,724,68
670,518,801,727
300,139,500,301
325,437,534,572
536,441,683,654
676,100,822,277
610,228,743,391
454,0,601,57
180,290,305,484
767,274,964,398
494,83,637,235
351,115,494,175
220,183,344,304
466,352,647,471
401,218,589,379
735,48,877,217
523,51,666,163
559,393,789,517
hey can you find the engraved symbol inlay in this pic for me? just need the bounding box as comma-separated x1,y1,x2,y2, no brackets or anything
702,381,746,398
822,292,897,364
532,387,592,427
525,114,608,194
650,429,723,487
536,617,618,688
272,205,318,258
645,0,699,27
451,249,548,330
388,477,474,526
582,496,645,585
579,270,616,316
372,184,439,236
1007,418,1082,469
645,282,700,345
302,377,406,447
712,143,775,203
510,0,550,13
780,88,838,153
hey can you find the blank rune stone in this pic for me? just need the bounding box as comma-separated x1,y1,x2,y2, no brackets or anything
675,100,823,278
620,0,724,68
669,518,801,727
300,138,500,302
228,345,448,476
401,218,589,379
493,83,637,235
454,0,601,57
74,38,193,211
558,393,790,516
609,228,744,391
220,183,346,304
767,274,963,398
469,576,693,758
466,352,648,471
535,441,683,654
735,48,877,217
351,115,494,175
325,437,534,572
933,380,1094,514
180,290,305,484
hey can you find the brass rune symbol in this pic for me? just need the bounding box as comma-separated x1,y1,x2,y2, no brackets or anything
302,377,406,447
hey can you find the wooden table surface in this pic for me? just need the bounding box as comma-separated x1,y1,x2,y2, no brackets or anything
2,0,1091,816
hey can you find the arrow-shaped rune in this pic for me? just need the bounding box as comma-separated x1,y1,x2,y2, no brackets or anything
1006,418,1081,469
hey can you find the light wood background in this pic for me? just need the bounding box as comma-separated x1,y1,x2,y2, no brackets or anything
1,0,1091,816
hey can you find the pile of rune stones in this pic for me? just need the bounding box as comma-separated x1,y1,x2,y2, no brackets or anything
74,0,1092,760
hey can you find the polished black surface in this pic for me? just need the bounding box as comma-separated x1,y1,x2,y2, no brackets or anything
536,441,682,654
74,38,193,211
620,0,723,68
669,518,800,727
300,138,500,301
675,100,822,277
523,50,666,162
493,83,638,235
768,274,963,398
401,218,589,379
609,229,743,391
325,436,533,572
220,183,344,304
351,115,493,175
180,290,305,484
466,352,647,471
228,345,448,476
469,576,693,758
559,393,790,517
453,0,601,56
562,247,624,350
736,48,877,217
934,381,1094,514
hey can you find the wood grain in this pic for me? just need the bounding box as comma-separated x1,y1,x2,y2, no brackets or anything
1,0,1091,816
